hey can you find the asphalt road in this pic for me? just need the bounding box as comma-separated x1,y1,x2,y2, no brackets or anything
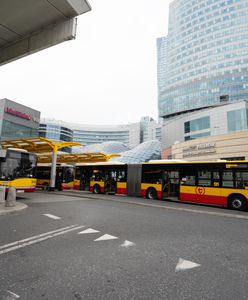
0,191,248,300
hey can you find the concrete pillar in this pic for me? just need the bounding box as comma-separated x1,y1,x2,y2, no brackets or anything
5,187,16,207
0,186,5,203
50,151,58,191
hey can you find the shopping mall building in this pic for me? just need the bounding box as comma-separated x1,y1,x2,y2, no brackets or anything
0,98,40,140
39,116,161,149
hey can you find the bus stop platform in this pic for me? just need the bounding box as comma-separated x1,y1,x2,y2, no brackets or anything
0,202,27,216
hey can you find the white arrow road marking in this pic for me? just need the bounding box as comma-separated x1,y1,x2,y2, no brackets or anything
94,234,119,241
0,290,20,299
175,258,201,272
0,225,84,255
78,228,100,234
120,240,135,248
43,213,61,220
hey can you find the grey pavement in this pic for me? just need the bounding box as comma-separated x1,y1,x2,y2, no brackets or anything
0,201,27,215
0,191,248,299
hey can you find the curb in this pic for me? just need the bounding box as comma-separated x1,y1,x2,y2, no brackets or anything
0,202,28,216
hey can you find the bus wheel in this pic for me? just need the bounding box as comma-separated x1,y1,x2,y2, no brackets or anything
228,195,247,211
93,185,100,194
147,188,157,200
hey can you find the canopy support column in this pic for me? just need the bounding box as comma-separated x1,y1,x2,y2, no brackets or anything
50,150,58,191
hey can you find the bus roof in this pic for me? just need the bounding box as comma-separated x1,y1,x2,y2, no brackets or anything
146,160,248,165
76,161,126,166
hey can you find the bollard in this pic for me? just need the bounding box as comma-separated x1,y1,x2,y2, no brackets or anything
5,187,16,207
0,186,5,203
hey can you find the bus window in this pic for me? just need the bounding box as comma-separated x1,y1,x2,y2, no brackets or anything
222,171,234,187
198,170,211,186
142,169,162,184
92,169,104,181
118,170,126,182
212,171,220,187
235,171,248,188
185,175,196,186
63,167,74,183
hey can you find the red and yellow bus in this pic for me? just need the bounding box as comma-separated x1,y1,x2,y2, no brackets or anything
74,162,128,195
141,160,248,211
0,148,37,192
36,164,75,191
74,160,248,211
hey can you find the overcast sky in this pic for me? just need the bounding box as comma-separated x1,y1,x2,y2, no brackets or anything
0,0,172,125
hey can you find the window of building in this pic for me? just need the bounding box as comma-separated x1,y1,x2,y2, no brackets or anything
184,116,210,134
1,120,38,140
227,108,247,132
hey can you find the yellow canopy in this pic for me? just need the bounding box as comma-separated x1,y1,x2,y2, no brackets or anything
0,137,81,153
37,152,120,164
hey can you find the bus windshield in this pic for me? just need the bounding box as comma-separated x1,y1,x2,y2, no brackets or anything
0,150,37,180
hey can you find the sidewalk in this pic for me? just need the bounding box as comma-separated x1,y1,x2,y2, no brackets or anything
0,201,27,216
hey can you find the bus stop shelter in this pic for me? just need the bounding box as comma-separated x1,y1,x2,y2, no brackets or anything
0,137,120,190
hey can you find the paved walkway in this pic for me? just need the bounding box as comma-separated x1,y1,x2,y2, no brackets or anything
0,201,27,216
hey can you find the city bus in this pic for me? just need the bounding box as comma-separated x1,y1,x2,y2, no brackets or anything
36,164,75,191
141,160,248,211
74,162,128,195
74,160,248,211
0,148,37,192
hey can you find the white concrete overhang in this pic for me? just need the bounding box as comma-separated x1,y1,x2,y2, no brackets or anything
0,0,91,66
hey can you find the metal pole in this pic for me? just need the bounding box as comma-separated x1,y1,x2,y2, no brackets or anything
50,150,57,191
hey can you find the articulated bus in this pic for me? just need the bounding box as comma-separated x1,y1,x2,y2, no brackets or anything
0,148,37,192
37,164,75,191
74,162,128,195
74,160,248,211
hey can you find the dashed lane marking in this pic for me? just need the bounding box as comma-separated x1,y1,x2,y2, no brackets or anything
43,213,61,220
0,225,84,255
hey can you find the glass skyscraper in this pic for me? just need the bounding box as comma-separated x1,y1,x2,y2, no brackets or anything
157,0,248,119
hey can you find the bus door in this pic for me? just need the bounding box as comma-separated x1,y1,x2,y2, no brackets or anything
105,169,117,194
80,168,91,191
162,170,180,199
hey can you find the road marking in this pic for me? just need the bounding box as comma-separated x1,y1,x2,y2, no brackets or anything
94,234,118,241
0,225,77,250
0,225,84,255
78,228,100,234
175,258,201,272
43,213,61,220
109,199,248,220
0,290,20,299
120,240,135,247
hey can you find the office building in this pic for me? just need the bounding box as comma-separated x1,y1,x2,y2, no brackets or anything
157,0,248,119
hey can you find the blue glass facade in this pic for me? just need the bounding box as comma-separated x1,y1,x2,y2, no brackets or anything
157,0,248,118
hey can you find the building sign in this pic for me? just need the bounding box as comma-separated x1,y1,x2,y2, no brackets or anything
182,142,216,158
4,107,39,123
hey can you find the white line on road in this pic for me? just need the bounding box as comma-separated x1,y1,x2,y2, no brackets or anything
112,199,248,220
43,213,61,220
0,225,77,250
0,225,84,255
0,290,20,299
175,258,201,272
